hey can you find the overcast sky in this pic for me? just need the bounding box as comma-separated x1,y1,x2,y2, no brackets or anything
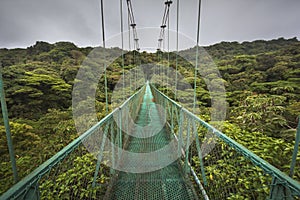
0,0,299,51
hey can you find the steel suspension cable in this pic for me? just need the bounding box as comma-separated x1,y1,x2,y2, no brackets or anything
120,0,125,101
127,6,131,51
126,0,139,51
175,0,179,100
127,8,132,92
100,0,109,114
157,1,172,50
0,68,18,182
167,4,170,91
193,0,202,113
125,0,139,90
157,1,173,88
157,5,168,50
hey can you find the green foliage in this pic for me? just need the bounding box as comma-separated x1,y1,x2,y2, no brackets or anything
39,154,107,199
3,62,71,118
230,93,288,137
28,41,53,56
221,122,295,170
210,38,300,135
194,122,299,199
0,122,41,159
0,122,41,194
0,37,299,197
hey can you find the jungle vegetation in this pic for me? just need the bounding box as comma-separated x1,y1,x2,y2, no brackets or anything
0,37,299,195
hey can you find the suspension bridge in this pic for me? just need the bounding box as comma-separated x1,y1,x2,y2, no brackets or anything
1,0,300,199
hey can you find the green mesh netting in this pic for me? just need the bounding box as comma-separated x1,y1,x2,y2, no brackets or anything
105,84,199,200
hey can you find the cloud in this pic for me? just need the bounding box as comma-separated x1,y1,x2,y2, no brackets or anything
0,0,299,49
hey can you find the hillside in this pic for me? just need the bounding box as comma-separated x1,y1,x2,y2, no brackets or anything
0,38,299,194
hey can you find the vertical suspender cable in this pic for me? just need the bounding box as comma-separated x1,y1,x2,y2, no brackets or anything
120,0,125,101
158,1,173,89
175,0,179,100
134,51,137,89
162,32,165,85
127,7,132,92
167,5,170,92
0,68,18,183
128,6,131,51
94,0,109,181
193,0,202,113
100,0,105,49
126,0,139,90
162,26,165,86
100,0,109,114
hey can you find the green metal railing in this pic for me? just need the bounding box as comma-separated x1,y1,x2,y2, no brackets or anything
104,82,199,200
0,86,145,200
150,84,300,199
1,82,300,200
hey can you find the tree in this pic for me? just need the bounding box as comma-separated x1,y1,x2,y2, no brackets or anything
230,93,288,137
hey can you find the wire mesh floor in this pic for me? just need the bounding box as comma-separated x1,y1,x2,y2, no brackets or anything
104,85,199,200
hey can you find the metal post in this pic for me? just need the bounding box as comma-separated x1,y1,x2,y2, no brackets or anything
0,66,18,183
290,117,300,177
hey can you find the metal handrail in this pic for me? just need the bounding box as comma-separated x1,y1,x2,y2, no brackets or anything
150,84,300,196
0,85,146,200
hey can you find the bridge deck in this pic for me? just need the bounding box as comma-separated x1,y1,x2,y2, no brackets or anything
104,85,199,200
